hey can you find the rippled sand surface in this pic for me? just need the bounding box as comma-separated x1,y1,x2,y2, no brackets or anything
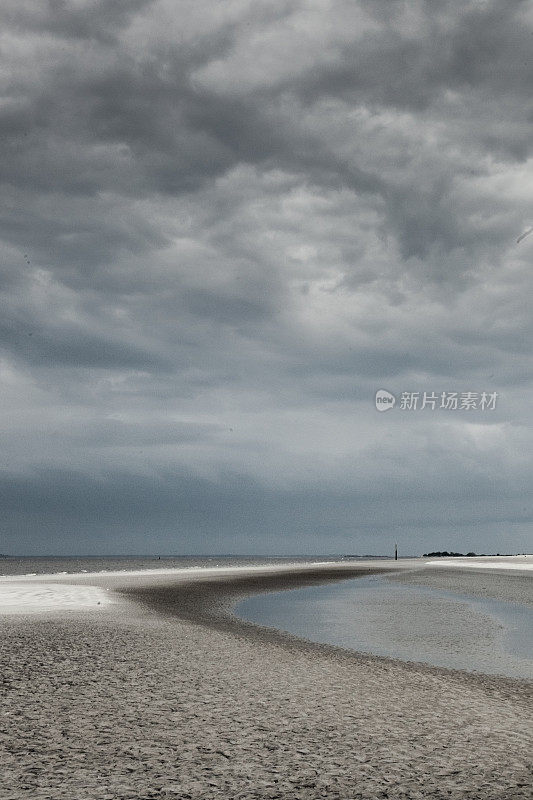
1,562,531,799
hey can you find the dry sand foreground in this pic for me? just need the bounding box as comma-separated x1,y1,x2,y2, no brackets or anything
1,563,532,800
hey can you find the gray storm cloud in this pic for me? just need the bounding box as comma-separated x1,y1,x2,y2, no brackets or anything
0,0,531,554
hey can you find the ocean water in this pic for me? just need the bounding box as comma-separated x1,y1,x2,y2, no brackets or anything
0,554,374,577
235,574,533,680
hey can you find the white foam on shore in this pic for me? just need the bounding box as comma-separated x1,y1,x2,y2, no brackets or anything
0,560,342,583
0,582,112,615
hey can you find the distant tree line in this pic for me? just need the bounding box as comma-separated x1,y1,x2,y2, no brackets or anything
422,551,512,557
423,551,478,557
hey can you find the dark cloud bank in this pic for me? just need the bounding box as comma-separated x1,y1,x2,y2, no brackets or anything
0,0,532,555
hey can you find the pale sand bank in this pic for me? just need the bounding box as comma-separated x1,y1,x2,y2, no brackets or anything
0,582,114,614
425,555,533,571
1,560,531,799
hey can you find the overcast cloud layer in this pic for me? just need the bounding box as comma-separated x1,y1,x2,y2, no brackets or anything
1,0,532,555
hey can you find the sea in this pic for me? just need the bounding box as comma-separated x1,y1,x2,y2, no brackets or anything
0,554,372,577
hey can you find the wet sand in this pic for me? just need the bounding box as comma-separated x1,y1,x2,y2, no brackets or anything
1,562,532,799
389,566,533,606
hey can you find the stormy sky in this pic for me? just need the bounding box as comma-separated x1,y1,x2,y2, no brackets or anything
1,0,532,556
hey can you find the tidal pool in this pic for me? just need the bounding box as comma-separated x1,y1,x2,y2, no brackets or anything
235,574,533,679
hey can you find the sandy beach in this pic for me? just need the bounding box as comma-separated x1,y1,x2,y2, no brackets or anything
1,560,532,799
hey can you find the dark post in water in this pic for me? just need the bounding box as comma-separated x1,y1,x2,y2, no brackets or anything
395,543,398,561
